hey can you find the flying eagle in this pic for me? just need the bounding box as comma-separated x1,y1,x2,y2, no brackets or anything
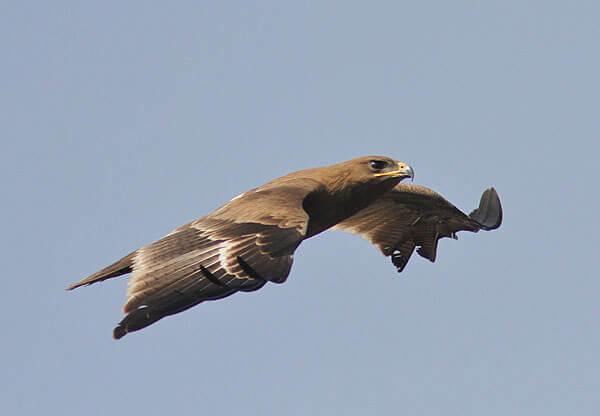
68,156,502,339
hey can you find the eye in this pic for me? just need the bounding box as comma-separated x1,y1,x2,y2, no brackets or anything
369,160,388,171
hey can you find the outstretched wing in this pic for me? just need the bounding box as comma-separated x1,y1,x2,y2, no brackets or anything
68,178,321,339
335,184,502,272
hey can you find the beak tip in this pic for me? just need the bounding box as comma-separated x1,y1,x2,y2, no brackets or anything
405,165,415,181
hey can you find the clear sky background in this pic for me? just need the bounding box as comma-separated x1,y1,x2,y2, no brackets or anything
2,1,598,415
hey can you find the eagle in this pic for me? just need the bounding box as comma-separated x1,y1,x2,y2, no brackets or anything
68,156,502,339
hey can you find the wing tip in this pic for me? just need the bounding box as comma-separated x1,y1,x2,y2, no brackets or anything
469,187,503,231
113,325,127,340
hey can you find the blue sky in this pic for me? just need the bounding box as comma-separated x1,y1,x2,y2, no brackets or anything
2,1,598,415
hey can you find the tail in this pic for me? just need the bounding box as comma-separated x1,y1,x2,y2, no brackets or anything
67,251,136,290
469,187,503,231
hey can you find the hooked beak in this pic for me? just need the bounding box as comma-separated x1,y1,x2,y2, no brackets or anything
373,162,414,181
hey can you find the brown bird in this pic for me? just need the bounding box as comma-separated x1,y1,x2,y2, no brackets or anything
68,156,502,339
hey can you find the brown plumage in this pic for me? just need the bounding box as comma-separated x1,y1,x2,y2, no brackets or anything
67,156,502,339
334,184,502,272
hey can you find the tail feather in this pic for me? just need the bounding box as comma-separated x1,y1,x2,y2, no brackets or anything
469,187,503,231
67,251,136,290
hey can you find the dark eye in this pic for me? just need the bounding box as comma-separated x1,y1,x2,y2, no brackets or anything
369,160,387,170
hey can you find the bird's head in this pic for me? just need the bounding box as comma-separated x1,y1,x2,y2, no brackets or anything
325,155,414,195
348,155,414,183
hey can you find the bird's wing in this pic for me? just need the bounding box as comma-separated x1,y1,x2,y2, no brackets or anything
68,178,322,339
334,184,502,272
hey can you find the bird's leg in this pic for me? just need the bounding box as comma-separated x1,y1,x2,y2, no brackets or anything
200,265,230,288
236,256,267,282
